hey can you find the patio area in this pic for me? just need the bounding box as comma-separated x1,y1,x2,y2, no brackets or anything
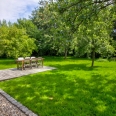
0,66,56,81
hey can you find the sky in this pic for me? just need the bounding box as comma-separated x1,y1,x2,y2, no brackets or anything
0,0,40,23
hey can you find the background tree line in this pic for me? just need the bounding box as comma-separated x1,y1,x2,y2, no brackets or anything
0,0,116,67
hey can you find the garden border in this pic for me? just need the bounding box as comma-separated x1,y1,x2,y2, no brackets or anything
0,89,38,116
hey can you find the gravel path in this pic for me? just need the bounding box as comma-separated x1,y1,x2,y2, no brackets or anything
0,93,26,116
0,66,56,116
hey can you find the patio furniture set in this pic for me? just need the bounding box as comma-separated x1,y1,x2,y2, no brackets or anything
16,57,44,70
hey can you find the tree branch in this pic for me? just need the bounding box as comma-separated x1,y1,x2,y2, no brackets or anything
59,0,114,13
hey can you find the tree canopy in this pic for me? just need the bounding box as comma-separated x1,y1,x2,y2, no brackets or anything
0,20,37,58
1,0,116,67
54,0,116,32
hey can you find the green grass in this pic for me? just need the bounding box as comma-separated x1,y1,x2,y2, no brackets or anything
0,57,116,116
0,58,16,69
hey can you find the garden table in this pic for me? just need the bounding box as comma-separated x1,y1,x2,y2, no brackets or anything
16,57,44,70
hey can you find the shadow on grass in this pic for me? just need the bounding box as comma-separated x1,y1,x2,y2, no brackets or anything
0,69,116,116
0,59,15,64
51,63,100,71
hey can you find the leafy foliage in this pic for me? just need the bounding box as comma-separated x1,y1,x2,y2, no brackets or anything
1,0,116,66
14,18,40,39
0,21,37,58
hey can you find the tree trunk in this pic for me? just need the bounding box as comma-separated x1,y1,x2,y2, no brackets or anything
91,48,95,67
64,47,67,59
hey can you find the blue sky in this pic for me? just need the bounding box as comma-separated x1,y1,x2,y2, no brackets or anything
0,0,40,23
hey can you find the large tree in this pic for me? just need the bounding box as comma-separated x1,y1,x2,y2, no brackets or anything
75,17,114,67
0,21,37,58
52,0,116,66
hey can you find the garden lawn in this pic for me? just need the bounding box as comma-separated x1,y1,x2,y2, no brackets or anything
0,58,16,69
0,57,116,116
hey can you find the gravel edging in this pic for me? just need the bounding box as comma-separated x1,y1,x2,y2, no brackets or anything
0,89,38,116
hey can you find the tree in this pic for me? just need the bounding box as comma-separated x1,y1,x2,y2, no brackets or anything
29,0,116,66
73,9,115,67
50,15,73,58
49,0,116,66
0,21,37,58
14,18,40,56
30,1,74,57
30,1,59,56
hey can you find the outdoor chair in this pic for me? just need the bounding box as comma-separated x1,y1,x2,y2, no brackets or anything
37,57,43,68
17,57,24,70
23,58,31,70
30,57,38,68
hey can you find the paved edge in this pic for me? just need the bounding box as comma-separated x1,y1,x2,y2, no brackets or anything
0,89,38,116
